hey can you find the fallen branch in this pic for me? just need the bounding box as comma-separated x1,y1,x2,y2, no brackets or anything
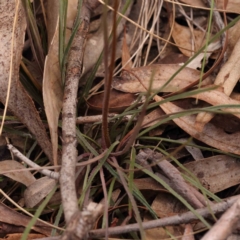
60,0,100,223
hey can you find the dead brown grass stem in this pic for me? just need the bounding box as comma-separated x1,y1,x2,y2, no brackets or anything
101,0,119,148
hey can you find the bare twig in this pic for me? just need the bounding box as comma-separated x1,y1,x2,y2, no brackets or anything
7,144,59,180
0,150,108,176
60,0,100,223
89,195,240,238
142,149,207,208
76,113,134,124
202,197,240,240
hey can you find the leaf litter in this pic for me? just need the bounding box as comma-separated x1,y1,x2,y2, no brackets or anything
1,0,240,239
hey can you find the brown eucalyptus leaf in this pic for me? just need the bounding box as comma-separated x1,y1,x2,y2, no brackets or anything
180,0,240,13
112,64,213,93
122,30,133,70
43,22,63,166
87,89,137,112
145,192,186,239
4,233,46,240
0,203,51,236
171,17,220,62
179,0,205,8
181,155,240,193
44,0,79,166
0,160,36,187
0,1,53,163
142,108,165,128
134,178,165,192
215,0,240,14
24,176,57,208
46,0,59,45
189,88,240,121
228,19,240,57
178,139,204,160
155,95,240,155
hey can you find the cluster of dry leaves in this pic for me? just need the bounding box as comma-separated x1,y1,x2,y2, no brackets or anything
1,0,240,239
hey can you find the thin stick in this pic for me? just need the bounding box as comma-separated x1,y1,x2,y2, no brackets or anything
89,195,240,238
7,144,59,180
202,197,240,240
1,149,108,175
60,0,100,223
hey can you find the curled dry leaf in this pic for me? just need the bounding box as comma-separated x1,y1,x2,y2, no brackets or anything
0,1,53,162
43,22,63,166
112,64,213,93
0,160,36,187
24,176,57,208
43,0,78,165
181,155,240,193
155,95,240,155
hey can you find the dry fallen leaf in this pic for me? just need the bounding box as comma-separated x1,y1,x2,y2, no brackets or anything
0,203,51,236
145,192,186,239
194,36,240,131
134,178,165,192
87,89,137,112
188,88,240,121
112,64,213,93
179,0,205,8
180,0,240,13
83,0,133,75
227,19,240,57
215,0,240,14
43,0,79,165
0,1,53,163
181,155,240,193
24,176,57,208
3,233,47,240
122,29,133,70
155,95,240,155
0,160,36,187
43,22,63,166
